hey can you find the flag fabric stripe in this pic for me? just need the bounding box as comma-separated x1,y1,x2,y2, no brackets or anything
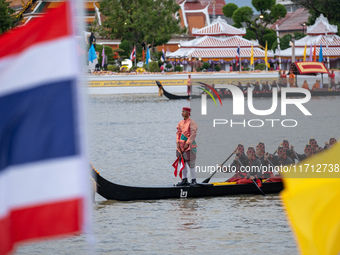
0,38,77,97
250,43,254,66
146,47,150,65
101,46,105,67
142,48,145,62
319,45,323,62
0,4,71,59
309,44,313,61
0,80,77,170
0,157,85,215
236,46,240,66
0,198,82,254
88,44,97,63
130,46,136,61
281,142,340,255
265,41,269,68
0,2,90,254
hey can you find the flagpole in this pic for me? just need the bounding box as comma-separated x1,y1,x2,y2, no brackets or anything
276,25,281,70
326,31,329,69
239,47,241,72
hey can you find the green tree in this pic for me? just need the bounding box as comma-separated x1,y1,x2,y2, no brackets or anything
232,6,253,28
275,32,305,51
222,3,238,18
99,0,181,55
118,39,129,58
224,0,287,47
263,29,276,50
0,0,18,34
202,62,210,70
291,0,340,35
244,28,257,40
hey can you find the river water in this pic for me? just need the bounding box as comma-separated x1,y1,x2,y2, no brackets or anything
16,92,340,255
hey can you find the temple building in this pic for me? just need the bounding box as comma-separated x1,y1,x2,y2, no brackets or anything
9,1,101,30
277,14,340,70
166,17,275,71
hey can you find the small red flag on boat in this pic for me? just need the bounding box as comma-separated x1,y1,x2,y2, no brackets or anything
172,156,185,179
256,178,262,188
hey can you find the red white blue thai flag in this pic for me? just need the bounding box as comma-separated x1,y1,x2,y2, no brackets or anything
236,46,240,66
0,3,91,254
130,46,136,61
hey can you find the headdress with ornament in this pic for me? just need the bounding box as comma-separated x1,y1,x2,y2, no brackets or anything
329,137,337,145
256,141,265,153
277,146,287,159
247,146,256,160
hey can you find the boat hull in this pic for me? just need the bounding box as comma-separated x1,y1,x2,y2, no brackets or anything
92,169,284,201
190,90,340,99
156,80,190,100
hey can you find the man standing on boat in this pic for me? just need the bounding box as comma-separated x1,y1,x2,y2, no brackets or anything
175,107,198,186
187,75,192,96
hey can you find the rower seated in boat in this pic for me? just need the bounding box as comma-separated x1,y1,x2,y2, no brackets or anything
282,139,295,162
253,82,261,92
226,146,263,185
264,145,293,182
235,146,263,185
324,137,337,150
271,80,278,88
312,80,320,91
309,138,323,154
262,81,270,92
226,144,248,182
291,144,313,162
255,141,274,178
265,145,293,166
237,82,246,92
302,80,309,90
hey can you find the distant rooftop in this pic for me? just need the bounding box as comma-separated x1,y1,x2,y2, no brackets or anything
270,8,309,34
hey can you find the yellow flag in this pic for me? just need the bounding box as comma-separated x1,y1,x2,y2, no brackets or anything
250,43,254,66
281,142,340,255
303,43,307,61
265,41,269,68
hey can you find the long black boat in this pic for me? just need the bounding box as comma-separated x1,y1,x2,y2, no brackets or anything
157,81,340,99
92,168,283,201
156,80,190,100
190,89,340,99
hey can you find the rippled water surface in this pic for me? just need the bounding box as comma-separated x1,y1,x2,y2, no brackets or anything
16,93,340,255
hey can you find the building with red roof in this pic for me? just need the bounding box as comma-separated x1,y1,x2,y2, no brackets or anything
277,14,340,70
167,17,275,71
